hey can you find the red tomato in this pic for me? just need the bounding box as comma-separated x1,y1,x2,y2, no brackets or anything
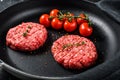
50,9,59,17
79,22,93,37
77,13,88,25
51,18,63,30
64,19,77,32
39,14,51,27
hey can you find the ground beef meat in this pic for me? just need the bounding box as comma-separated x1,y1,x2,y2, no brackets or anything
51,35,97,70
6,22,47,51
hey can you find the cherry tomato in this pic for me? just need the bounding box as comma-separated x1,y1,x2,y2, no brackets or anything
39,14,51,27
51,18,63,30
79,22,93,37
50,9,59,17
64,19,77,32
77,13,88,25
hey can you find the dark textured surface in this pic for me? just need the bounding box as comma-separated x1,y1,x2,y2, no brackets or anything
96,0,120,24
0,0,120,80
0,0,23,80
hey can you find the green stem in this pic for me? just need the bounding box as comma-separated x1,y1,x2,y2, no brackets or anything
49,16,54,20
58,11,64,16
88,20,92,26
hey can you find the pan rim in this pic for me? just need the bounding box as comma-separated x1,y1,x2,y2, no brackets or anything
1,53,120,80
2,61,71,79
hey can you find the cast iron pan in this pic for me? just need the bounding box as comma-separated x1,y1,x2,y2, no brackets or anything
0,0,120,80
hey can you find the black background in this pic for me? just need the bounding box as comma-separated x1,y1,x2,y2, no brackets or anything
0,0,120,80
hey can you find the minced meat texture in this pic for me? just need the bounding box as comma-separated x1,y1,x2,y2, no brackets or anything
6,22,47,51
51,35,97,70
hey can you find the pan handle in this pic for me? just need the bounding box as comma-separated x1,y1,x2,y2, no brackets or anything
82,0,101,4
83,0,120,23
95,0,120,23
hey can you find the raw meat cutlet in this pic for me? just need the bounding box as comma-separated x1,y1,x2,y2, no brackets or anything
6,22,47,51
51,35,97,70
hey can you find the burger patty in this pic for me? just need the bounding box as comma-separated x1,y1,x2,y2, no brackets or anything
51,35,97,69
6,22,47,51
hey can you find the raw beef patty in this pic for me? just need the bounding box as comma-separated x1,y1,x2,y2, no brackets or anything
6,22,47,51
51,35,97,69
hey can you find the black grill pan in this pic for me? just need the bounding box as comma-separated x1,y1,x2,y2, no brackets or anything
0,0,120,80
